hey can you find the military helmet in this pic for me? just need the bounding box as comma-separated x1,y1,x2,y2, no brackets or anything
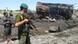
20,3,28,9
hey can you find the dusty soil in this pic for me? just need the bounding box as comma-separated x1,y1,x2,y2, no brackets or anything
31,26,78,44
0,17,78,44
0,26,78,44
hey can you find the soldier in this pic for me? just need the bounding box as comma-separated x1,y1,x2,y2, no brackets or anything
2,10,13,44
3,10,8,17
15,3,31,44
9,10,14,23
9,10,13,17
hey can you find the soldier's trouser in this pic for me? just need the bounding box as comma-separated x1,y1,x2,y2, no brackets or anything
4,27,11,40
19,32,31,44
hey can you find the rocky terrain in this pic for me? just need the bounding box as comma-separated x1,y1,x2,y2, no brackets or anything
0,15,78,44
31,26,78,44
0,25,78,44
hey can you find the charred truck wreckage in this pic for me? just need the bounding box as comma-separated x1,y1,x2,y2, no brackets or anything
36,2,73,20
35,2,78,32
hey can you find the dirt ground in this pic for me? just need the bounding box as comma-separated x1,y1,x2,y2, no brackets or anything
31,25,78,44
0,16,78,44
0,25,78,44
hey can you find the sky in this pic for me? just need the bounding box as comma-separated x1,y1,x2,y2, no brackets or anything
0,0,78,10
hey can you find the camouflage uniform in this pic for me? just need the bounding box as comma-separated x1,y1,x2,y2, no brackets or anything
2,14,12,40
15,14,31,44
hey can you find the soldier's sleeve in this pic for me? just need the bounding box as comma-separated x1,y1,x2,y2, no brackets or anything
15,14,20,22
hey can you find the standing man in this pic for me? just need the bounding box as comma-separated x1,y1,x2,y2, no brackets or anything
9,10,13,17
2,10,13,44
15,3,31,44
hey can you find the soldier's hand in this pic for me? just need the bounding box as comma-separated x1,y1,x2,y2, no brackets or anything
24,19,28,22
